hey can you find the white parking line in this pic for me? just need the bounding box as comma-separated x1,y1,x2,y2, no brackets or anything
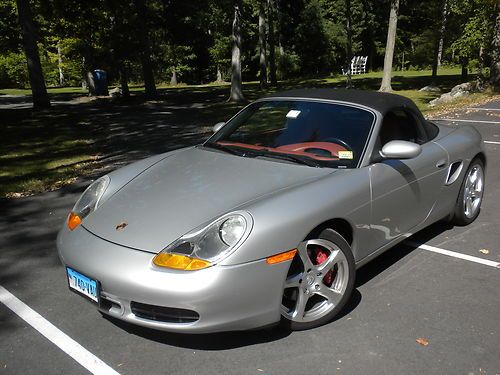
406,241,500,268
431,119,500,124
0,285,120,375
466,108,500,111
484,140,500,145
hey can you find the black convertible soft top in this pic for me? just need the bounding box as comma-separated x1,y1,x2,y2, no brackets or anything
265,88,420,116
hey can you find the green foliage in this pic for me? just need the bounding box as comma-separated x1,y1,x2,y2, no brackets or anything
0,0,21,51
0,0,497,88
277,50,301,79
157,44,197,82
450,1,494,60
209,35,232,80
294,0,330,75
0,51,28,87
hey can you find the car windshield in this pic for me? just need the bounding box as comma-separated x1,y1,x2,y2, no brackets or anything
205,100,375,168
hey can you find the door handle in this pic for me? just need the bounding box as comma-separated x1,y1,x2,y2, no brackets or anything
436,159,447,168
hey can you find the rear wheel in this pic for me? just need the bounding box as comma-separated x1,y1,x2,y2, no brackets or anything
451,158,485,226
280,229,355,330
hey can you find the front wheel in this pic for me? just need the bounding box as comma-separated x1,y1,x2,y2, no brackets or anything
280,229,355,330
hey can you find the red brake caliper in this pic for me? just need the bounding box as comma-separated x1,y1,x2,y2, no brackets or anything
312,246,335,287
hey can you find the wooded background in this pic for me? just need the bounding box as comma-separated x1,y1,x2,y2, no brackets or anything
1,0,499,107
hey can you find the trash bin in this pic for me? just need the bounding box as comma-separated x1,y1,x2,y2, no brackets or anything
93,69,108,96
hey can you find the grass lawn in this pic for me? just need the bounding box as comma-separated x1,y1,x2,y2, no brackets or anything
1,68,498,198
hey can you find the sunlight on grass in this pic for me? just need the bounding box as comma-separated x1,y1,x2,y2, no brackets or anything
1,67,496,198
0,86,88,95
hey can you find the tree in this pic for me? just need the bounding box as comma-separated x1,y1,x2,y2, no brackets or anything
258,0,267,89
432,0,448,82
379,0,400,92
15,0,50,108
345,0,353,87
106,0,132,97
490,3,500,87
449,0,496,83
267,0,277,86
229,0,244,102
134,0,157,98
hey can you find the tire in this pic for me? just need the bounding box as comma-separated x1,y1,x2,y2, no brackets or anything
280,228,356,331
451,158,485,226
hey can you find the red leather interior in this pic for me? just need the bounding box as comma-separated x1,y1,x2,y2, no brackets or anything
217,141,347,161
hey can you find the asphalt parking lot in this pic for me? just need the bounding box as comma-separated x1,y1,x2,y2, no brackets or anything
1,101,499,375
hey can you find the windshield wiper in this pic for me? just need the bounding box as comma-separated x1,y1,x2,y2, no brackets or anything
202,143,322,167
202,142,246,156
256,151,322,168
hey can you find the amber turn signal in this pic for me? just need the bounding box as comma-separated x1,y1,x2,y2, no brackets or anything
67,212,82,230
153,253,211,271
266,249,297,264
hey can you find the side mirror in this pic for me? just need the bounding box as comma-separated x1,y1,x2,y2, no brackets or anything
213,122,225,133
380,140,422,160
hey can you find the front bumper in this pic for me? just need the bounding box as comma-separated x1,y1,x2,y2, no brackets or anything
57,226,290,333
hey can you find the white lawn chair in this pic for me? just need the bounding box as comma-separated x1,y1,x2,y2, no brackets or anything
343,56,368,75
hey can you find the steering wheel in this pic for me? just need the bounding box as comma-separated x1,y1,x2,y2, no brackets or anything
323,138,353,151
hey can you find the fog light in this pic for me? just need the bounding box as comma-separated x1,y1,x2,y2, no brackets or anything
153,253,211,271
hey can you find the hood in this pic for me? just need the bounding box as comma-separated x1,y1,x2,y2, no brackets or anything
83,147,333,253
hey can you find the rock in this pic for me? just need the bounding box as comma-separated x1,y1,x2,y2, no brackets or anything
429,81,478,106
419,85,440,92
109,87,122,98
429,92,454,106
451,90,469,99
450,82,472,96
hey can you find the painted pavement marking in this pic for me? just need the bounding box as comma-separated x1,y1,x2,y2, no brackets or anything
0,285,121,375
406,242,500,268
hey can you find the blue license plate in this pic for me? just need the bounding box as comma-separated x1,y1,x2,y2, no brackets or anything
66,267,99,303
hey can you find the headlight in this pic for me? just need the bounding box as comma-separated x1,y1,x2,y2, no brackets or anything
66,176,110,230
153,212,252,271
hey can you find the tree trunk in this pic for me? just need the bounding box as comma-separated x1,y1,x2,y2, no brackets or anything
229,0,245,102
119,62,130,97
81,57,88,89
259,1,268,90
432,0,448,82
134,0,157,99
379,0,400,92
478,46,484,80
461,57,468,81
108,1,129,98
86,71,97,95
345,0,353,88
490,4,500,87
170,68,178,86
16,0,50,108
57,41,64,86
436,0,447,67
216,66,223,83
267,0,277,86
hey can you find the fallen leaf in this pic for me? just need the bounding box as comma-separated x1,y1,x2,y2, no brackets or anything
479,249,489,255
416,338,429,346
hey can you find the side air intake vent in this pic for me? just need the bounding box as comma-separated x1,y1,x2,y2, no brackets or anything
445,161,463,185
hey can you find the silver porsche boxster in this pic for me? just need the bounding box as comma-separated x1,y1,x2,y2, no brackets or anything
57,89,486,333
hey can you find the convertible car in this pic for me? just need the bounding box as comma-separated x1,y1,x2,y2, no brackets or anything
57,89,486,333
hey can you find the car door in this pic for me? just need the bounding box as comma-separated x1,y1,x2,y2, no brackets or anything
369,108,448,250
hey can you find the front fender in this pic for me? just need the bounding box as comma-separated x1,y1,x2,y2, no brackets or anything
221,168,372,265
